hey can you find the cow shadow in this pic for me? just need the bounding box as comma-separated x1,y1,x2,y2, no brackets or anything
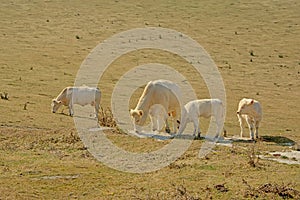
137,132,196,141
151,134,220,141
58,112,70,116
227,137,256,143
260,135,296,146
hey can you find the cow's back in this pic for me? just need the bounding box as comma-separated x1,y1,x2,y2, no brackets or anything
150,80,182,109
194,99,223,118
253,101,262,120
137,80,182,111
70,86,101,105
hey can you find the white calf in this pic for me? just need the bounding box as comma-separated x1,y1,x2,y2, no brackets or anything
149,104,169,132
236,98,262,140
51,86,101,119
177,99,225,138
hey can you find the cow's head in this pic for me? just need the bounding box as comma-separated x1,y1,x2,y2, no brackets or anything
130,109,144,132
236,98,254,115
130,109,143,124
51,99,62,113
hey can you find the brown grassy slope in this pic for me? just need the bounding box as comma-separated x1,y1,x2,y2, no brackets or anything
0,0,299,139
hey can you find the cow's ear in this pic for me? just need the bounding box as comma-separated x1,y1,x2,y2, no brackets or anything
138,110,143,116
129,109,134,115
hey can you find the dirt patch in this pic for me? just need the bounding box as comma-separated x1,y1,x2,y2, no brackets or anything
243,179,300,199
259,150,300,165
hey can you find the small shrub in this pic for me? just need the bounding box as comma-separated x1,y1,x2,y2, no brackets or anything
247,143,260,168
171,184,200,200
98,107,117,128
242,179,300,199
0,92,9,100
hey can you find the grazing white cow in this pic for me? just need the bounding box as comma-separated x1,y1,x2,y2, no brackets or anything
177,99,225,138
236,98,262,140
130,80,182,133
51,86,101,119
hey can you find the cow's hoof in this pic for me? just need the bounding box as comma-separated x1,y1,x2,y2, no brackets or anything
165,128,171,134
250,138,257,143
193,134,201,140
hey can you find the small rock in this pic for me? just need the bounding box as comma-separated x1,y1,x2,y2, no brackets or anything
273,153,281,157
215,184,228,192
0,92,9,100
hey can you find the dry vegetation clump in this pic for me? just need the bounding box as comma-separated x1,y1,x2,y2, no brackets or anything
98,107,125,134
242,179,300,199
131,184,201,200
98,107,117,128
247,143,260,168
170,184,200,200
130,182,231,200
0,92,9,100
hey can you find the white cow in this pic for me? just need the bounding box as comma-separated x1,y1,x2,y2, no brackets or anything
51,86,101,119
177,99,225,138
130,80,182,133
236,98,262,140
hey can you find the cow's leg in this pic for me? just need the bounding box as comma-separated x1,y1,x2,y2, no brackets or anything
95,103,100,119
172,118,177,134
173,109,180,133
237,114,244,138
157,117,164,132
164,117,171,133
245,117,254,140
152,116,158,132
192,118,200,139
255,120,260,139
170,110,177,134
68,103,74,116
160,112,169,132
215,118,222,139
149,114,158,132
177,119,187,135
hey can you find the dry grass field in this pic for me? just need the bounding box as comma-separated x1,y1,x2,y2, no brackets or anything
0,0,299,199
